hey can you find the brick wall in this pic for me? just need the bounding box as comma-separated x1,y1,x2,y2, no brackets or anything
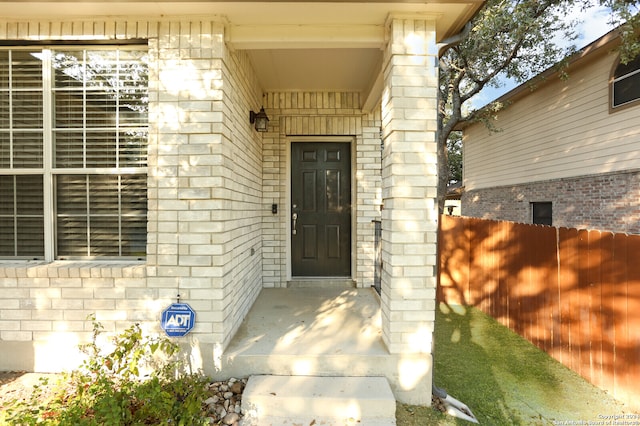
376,15,439,405
462,170,640,234
380,16,439,355
260,92,383,288
0,18,264,372
0,17,387,372
140,20,264,360
0,261,147,371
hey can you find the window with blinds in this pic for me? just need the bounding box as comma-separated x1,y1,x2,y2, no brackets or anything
0,46,148,260
612,54,640,109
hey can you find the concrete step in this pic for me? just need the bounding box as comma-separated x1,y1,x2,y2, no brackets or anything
241,375,396,426
222,352,391,381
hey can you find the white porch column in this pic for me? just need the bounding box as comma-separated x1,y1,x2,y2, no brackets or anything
380,16,438,402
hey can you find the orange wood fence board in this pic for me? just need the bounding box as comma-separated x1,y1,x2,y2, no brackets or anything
439,216,640,410
611,233,628,400
599,231,616,394
626,234,640,402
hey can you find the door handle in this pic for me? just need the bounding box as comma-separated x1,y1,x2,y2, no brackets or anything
292,213,298,235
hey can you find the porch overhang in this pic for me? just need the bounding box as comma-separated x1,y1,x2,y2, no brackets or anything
0,1,484,110
0,1,482,40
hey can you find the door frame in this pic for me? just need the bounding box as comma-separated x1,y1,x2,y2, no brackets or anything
286,136,356,280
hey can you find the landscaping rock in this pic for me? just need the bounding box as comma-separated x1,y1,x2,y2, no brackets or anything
222,412,240,425
203,377,247,424
230,380,243,394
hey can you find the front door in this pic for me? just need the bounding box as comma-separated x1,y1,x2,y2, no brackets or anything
291,142,351,277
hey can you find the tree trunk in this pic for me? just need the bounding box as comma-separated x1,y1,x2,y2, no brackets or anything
436,129,449,216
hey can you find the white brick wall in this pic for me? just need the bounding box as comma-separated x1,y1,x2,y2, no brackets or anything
146,20,264,352
260,92,383,288
0,18,436,403
0,261,146,359
380,17,438,357
0,18,264,371
0,12,442,407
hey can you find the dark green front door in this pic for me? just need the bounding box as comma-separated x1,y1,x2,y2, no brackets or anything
291,142,351,277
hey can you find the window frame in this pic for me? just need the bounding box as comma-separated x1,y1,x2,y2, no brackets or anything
610,54,640,112
531,201,553,226
0,44,148,261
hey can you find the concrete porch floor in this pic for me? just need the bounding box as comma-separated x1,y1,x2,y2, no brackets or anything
226,287,387,359
215,287,433,405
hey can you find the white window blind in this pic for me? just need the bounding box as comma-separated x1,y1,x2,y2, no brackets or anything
0,46,148,260
0,175,45,257
0,50,44,169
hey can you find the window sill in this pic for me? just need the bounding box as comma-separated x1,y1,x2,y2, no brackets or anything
0,260,147,279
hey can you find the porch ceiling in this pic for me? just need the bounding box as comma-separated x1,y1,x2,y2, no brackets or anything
1,1,484,108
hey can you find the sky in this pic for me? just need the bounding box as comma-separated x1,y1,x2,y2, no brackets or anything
470,4,619,107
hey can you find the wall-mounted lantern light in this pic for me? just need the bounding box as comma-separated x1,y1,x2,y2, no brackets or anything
249,107,269,132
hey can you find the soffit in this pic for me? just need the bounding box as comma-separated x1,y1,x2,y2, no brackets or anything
1,1,484,108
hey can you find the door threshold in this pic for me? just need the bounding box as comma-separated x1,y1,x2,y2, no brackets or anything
287,278,355,288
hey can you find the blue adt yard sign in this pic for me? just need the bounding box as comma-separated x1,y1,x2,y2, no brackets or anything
161,303,196,337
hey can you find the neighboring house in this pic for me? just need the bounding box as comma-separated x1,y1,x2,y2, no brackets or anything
445,182,462,216
0,0,484,405
462,29,640,234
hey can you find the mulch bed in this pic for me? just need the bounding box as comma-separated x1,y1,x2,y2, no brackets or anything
0,371,62,408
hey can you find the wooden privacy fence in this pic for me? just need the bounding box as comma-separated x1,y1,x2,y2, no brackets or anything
438,215,640,410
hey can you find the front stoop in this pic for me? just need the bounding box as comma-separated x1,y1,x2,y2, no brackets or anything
215,288,433,406
241,375,397,426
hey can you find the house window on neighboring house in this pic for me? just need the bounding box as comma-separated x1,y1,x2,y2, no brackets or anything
531,202,552,226
0,47,148,260
612,54,640,109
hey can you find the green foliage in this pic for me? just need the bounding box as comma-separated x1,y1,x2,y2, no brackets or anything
1,316,208,426
606,0,640,64
440,0,639,134
439,0,582,136
446,131,463,185
436,0,639,211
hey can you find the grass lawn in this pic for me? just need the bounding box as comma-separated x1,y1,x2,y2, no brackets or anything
396,303,635,425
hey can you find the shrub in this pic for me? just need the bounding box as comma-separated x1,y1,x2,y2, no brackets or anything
2,316,209,425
